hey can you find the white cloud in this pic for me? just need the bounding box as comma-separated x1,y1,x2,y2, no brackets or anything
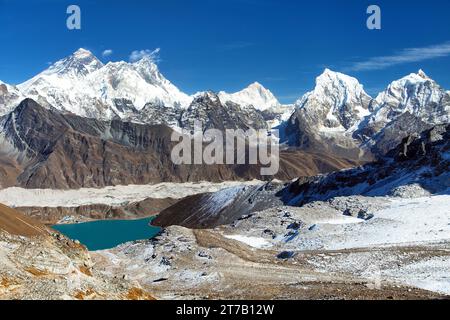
348,42,450,71
129,48,161,63
102,49,113,57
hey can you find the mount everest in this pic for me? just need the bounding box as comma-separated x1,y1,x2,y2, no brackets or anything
0,48,449,160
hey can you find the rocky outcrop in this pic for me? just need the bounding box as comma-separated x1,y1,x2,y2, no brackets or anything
155,124,449,229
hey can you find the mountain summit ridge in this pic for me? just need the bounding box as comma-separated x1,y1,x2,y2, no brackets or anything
1,49,449,159
218,81,281,111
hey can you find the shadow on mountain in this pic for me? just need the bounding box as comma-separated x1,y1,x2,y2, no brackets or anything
0,99,360,189
153,125,449,229
280,124,450,205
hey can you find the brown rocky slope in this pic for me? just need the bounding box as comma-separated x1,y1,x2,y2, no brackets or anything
0,99,360,189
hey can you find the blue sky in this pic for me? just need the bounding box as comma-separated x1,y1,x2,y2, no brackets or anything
0,0,449,103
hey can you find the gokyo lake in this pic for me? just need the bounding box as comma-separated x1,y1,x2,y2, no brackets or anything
53,217,161,251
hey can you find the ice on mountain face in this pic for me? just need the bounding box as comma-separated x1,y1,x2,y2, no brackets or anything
369,70,450,127
90,58,192,113
0,81,25,116
355,70,450,154
218,82,281,111
16,48,192,121
294,69,372,133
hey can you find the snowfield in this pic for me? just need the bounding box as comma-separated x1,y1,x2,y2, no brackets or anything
224,235,272,249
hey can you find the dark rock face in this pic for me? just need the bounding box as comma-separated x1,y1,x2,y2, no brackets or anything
125,92,269,131
387,125,448,161
180,92,268,131
285,110,368,161
276,251,296,260
0,99,360,189
126,101,182,127
360,112,433,156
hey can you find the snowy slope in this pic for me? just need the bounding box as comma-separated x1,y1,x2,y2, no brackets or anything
294,69,372,133
286,69,450,157
17,48,192,121
0,80,24,115
218,82,281,111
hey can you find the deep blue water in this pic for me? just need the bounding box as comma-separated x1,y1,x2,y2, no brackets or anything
52,217,161,251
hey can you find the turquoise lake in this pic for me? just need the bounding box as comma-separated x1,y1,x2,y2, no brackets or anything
52,217,161,251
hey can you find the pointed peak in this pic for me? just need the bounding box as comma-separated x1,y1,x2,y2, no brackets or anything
248,81,264,89
73,48,95,58
133,54,155,64
417,69,429,79
319,68,350,79
396,70,433,84
244,81,272,94
315,69,362,90
40,48,104,78
320,68,348,78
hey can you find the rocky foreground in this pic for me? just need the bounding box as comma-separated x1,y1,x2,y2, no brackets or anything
93,125,449,300
92,193,449,300
0,204,154,300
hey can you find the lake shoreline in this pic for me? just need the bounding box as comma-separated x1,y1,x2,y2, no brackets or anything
52,216,161,251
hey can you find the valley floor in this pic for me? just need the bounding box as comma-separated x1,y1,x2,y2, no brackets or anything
1,182,448,300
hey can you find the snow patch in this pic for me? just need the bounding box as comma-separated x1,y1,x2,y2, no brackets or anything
224,234,272,249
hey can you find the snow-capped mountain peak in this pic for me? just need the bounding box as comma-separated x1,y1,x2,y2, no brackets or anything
0,80,25,115
13,48,193,119
90,56,192,111
42,48,102,78
218,82,280,111
417,69,429,79
307,68,371,106
372,69,449,125
131,56,171,87
294,69,372,131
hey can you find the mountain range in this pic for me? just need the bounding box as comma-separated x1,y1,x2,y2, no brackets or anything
154,123,450,229
0,99,358,189
0,48,449,188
